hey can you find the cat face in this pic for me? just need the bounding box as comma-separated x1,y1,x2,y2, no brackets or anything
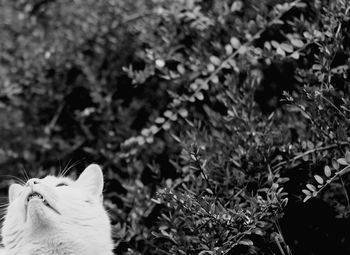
1,164,113,255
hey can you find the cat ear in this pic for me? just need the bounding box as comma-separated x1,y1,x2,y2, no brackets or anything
76,164,104,197
9,183,23,203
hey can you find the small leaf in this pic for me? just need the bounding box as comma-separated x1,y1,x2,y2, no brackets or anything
238,239,253,246
231,1,243,12
171,134,181,143
271,40,279,48
211,75,219,84
206,188,213,195
280,43,294,53
276,47,286,56
151,198,162,204
303,196,311,202
314,175,324,184
195,92,204,101
295,2,307,8
155,117,165,124
291,38,304,48
164,110,173,118
337,158,348,166
178,108,188,118
302,154,309,161
230,37,241,49
345,151,350,164
155,59,165,68
302,189,312,196
209,56,221,66
307,141,314,149
225,44,233,55
198,251,212,255
312,64,322,71
332,159,340,170
324,165,331,177
306,184,316,192
290,51,300,60
264,41,271,50
303,31,313,39
190,154,196,161
207,63,215,72
238,45,247,54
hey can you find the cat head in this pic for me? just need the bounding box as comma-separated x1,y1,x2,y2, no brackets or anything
1,164,113,255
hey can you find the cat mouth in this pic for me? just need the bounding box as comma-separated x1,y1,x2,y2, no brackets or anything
27,192,49,205
27,192,61,215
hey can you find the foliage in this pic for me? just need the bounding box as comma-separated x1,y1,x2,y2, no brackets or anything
1,0,350,254
303,151,350,202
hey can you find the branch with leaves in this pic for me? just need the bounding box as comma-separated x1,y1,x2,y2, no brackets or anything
302,151,350,202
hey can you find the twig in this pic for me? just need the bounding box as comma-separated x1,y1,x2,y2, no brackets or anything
45,102,65,135
272,142,350,170
191,150,227,209
339,175,350,210
287,102,333,141
314,165,350,196
122,12,156,24
319,94,349,123
274,220,292,255
274,235,286,255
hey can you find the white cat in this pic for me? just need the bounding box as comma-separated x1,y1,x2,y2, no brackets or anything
0,164,113,255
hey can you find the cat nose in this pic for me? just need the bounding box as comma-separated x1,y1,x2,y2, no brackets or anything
26,178,40,187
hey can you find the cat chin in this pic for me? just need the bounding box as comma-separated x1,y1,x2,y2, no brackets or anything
27,199,57,227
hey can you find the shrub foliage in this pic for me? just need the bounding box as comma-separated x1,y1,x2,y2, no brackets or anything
1,0,350,254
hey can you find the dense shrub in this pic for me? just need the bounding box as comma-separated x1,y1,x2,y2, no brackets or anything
1,0,350,254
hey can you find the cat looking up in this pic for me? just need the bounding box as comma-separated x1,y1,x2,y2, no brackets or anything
1,164,113,255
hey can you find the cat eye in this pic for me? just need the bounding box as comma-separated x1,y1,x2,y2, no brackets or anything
56,182,68,187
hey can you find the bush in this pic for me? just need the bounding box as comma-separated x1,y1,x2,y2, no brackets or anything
1,0,350,254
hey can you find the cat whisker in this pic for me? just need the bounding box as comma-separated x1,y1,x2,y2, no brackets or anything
59,159,83,177
21,167,30,183
58,159,63,177
0,209,9,215
58,159,69,177
104,208,120,222
0,214,7,221
0,175,26,186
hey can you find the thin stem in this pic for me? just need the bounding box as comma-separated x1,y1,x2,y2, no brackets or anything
192,151,226,208
320,95,348,123
272,142,350,170
274,235,286,255
339,175,350,210
274,220,292,255
315,165,350,196
289,102,333,141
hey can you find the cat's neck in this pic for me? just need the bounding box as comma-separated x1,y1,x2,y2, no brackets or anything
4,225,113,255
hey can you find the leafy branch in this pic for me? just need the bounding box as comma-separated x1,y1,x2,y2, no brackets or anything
302,151,350,202
118,0,305,158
